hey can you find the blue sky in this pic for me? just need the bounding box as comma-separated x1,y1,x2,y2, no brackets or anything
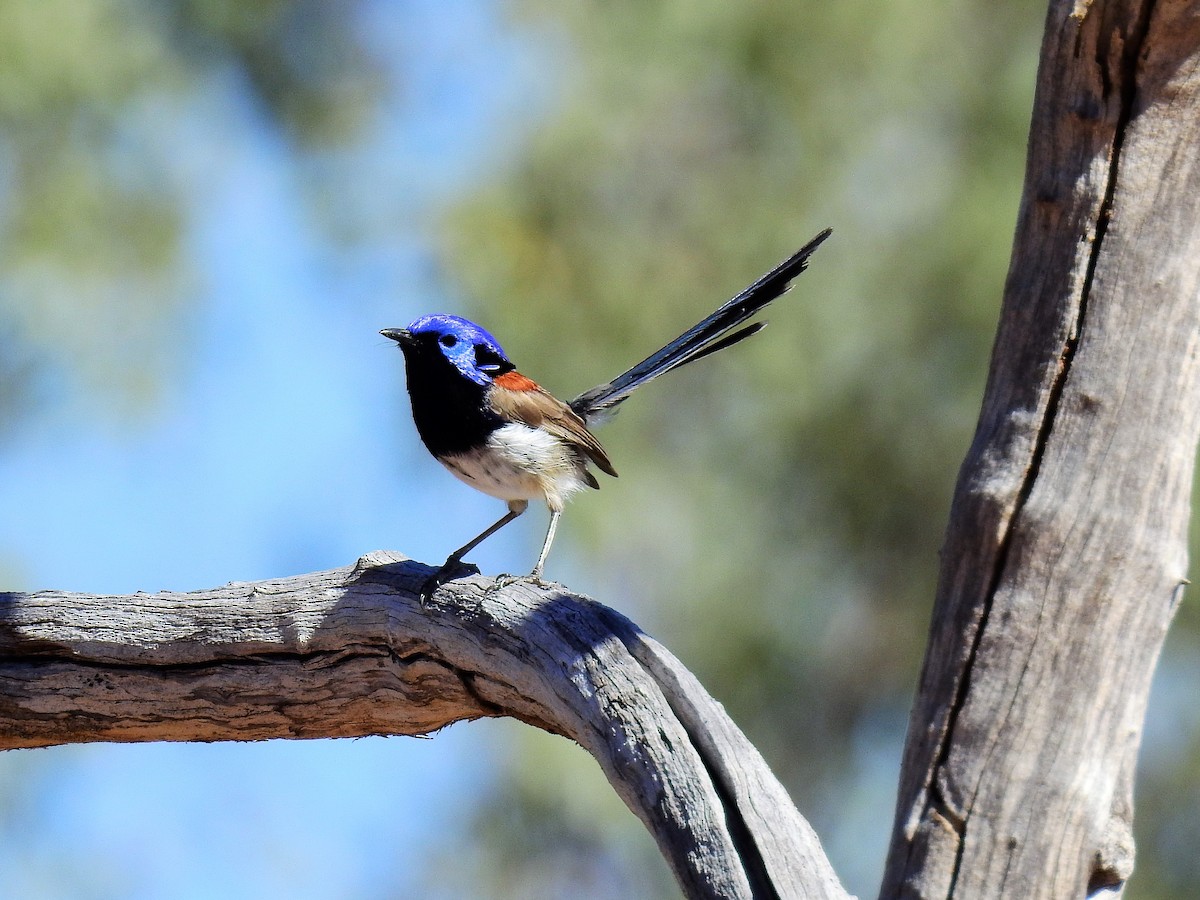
0,3,567,896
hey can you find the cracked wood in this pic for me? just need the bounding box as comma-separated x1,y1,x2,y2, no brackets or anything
0,552,849,900
882,1,1200,897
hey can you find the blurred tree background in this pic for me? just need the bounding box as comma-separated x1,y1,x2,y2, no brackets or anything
0,0,382,430
2,1,1199,897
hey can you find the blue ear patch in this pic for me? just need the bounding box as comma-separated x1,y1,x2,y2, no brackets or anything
407,314,512,386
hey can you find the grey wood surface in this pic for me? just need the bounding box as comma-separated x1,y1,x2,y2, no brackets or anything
881,1,1200,896
0,551,849,900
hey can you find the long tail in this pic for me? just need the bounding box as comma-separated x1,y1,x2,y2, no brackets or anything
570,227,832,421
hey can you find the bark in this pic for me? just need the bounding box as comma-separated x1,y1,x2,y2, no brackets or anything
0,551,849,900
881,0,1200,896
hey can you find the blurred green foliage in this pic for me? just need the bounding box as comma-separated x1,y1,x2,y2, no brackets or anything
0,0,380,431
435,1,1200,896
1,0,1198,897
436,0,1041,891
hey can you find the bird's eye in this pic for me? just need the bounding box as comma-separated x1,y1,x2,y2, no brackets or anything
439,334,458,348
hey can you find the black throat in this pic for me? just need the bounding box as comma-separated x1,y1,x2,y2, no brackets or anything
401,345,501,458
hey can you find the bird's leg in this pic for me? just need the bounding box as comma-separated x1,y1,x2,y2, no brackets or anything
489,506,562,594
529,507,562,582
421,500,528,603
446,501,528,564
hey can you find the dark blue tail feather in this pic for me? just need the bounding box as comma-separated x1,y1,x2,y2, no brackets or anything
570,227,832,421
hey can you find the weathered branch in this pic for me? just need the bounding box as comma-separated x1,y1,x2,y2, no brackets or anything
882,1,1200,896
0,551,849,900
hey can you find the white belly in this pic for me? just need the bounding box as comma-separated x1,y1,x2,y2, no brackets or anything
440,423,591,509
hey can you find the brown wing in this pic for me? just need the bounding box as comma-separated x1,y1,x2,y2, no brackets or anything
488,376,618,479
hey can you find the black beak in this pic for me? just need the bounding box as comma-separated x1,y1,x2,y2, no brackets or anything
380,327,412,345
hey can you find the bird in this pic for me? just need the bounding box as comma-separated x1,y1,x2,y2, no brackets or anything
382,227,831,599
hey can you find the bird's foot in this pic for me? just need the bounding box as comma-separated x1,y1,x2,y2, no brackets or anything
418,573,443,606
486,570,551,595
489,573,523,592
419,557,470,605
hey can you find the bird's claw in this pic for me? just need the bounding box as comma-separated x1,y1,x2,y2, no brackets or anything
485,571,551,595
418,558,468,605
490,573,522,592
417,574,442,606
420,564,553,605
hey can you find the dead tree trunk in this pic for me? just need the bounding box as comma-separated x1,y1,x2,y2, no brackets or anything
882,0,1200,896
